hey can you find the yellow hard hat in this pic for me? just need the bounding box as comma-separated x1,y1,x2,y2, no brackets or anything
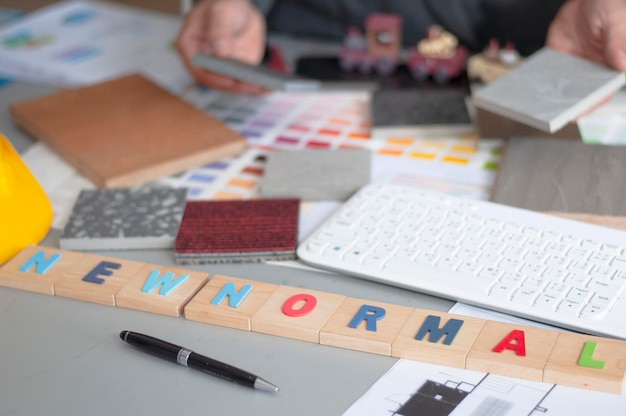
0,134,53,264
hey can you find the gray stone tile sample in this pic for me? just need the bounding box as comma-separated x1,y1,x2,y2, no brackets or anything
259,149,371,201
473,48,626,133
491,137,626,215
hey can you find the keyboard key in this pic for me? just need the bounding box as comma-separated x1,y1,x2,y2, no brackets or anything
306,239,328,254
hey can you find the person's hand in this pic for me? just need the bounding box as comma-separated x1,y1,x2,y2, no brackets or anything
547,0,626,71
176,0,267,93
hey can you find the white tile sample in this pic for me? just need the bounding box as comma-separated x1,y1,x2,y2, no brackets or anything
472,48,626,132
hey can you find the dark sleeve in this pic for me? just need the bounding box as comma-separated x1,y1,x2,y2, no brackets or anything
423,0,567,55
264,0,442,46
263,0,567,55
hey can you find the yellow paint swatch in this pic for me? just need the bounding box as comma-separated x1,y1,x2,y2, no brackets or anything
409,152,437,160
443,156,470,164
451,145,478,153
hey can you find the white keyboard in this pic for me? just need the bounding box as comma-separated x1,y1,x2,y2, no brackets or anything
297,184,626,339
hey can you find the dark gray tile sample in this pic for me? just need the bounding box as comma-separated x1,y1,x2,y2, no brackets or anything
259,149,371,201
491,137,626,215
372,88,471,128
193,54,321,92
60,187,187,250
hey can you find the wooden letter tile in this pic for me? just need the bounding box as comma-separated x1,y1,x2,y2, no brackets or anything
543,332,626,393
320,298,414,356
54,254,147,306
115,263,208,317
184,275,279,331
0,245,85,295
392,309,485,368
466,321,559,381
251,286,345,343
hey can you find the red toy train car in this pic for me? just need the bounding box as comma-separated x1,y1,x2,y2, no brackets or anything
339,13,468,84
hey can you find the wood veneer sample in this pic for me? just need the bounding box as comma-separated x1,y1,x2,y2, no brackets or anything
10,74,247,187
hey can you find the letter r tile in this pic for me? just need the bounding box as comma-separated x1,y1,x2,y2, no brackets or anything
115,263,209,317
392,308,485,368
54,254,146,306
184,275,279,331
466,321,559,381
0,245,85,295
251,286,345,343
543,332,626,393
320,298,414,356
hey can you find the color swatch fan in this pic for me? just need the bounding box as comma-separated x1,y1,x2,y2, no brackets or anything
175,199,300,264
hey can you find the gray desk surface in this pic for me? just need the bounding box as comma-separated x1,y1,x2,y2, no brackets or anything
0,81,454,416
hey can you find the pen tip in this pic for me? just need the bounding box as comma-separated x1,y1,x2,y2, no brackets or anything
119,331,128,341
255,377,279,393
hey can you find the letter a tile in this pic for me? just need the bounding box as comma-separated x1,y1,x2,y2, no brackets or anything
466,321,559,381
115,263,208,316
392,308,485,368
184,275,279,331
0,245,85,295
251,286,345,343
320,298,414,356
543,332,626,393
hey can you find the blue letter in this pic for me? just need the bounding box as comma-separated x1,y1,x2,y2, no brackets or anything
348,304,386,332
141,269,189,296
211,282,253,307
19,251,62,274
415,315,464,345
82,261,121,284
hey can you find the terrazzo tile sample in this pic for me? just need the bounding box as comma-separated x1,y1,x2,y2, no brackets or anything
60,187,187,250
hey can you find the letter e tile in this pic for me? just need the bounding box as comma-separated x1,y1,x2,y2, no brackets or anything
54,254,147,306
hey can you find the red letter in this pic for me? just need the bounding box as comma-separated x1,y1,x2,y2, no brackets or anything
282,293,317,317
492,329,526,356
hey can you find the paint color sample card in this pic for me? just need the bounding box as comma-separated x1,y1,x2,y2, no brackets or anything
60,187,187,250
472,48,626,133
10,74,247,188
175,198,300,263
260,149,371,201
491,137,626,215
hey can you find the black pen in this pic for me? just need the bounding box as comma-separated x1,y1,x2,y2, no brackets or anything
119,331,279,392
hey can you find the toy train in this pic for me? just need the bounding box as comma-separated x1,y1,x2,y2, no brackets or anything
339,13,468,84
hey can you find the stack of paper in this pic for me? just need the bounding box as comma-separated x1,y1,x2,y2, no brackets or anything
0,0,192,93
